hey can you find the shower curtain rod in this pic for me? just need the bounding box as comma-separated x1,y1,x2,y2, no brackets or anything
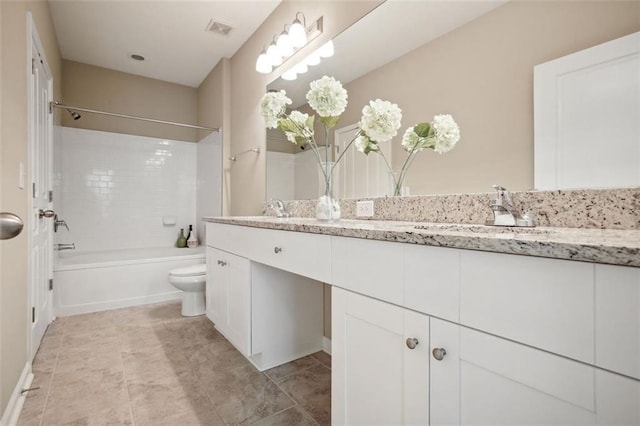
51,101,219,132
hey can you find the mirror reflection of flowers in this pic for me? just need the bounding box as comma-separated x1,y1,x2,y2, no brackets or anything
260,76,356,220
358,112,461,196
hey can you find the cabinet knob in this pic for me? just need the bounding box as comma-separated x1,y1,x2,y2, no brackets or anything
405,338,419,349
274,246,282,254
432,347,447,361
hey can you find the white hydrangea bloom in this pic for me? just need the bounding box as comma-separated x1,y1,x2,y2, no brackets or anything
359,99,402,143
431,114,460,154
284,110,313,144
355,134,379,154
306,76,348,118
401,126,422,152
260,90,291,129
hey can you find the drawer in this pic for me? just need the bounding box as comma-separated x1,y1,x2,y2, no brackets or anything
331,236,404,305
404,244,460,322
206,222,249,257
247,228,331,282
595,264,640,380
459,250,594,364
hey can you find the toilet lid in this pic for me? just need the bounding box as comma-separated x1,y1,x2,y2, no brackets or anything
170,263,206,277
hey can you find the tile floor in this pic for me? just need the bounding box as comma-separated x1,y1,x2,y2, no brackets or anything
18,301,331,425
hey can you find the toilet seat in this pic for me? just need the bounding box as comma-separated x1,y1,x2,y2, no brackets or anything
169,263,206,278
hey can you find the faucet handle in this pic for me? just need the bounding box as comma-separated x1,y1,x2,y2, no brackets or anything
491,184,513,206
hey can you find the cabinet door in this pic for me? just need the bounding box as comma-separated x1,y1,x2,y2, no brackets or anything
332,287,429,426
430,318,597,425
205,247,251,356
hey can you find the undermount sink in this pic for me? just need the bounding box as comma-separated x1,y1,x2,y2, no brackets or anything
413,223,551,235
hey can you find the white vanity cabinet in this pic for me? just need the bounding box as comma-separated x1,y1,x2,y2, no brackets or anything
205,246,251,356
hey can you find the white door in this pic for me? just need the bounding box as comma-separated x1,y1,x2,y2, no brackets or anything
534,31,640,190
336,124,391,198
28,31,53,359
332,287,429,425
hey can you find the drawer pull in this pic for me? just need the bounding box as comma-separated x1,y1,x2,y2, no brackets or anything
274,246,282,254
406,338,419,349
432,347,447,361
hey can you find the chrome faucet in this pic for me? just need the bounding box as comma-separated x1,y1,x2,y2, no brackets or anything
267,198,290,218
487,185,534,227
55,243,76,251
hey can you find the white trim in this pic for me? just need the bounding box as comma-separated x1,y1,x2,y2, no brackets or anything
0,363,33,426
54,291,181,317
322,336,332,355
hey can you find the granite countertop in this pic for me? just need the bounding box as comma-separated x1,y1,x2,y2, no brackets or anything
203,216,640,268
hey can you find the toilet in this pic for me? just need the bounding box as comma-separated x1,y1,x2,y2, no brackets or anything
168,263,207,316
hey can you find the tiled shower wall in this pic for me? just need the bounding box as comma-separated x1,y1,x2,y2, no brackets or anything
54,127,197,252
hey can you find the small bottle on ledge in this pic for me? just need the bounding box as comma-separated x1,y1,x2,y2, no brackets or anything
176,228,187,248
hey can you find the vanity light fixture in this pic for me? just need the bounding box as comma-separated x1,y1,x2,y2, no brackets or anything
255,12,323,74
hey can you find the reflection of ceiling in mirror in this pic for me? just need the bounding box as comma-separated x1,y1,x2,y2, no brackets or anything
269,0,507,108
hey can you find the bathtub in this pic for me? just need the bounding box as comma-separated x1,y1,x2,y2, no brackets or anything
54,246,205,316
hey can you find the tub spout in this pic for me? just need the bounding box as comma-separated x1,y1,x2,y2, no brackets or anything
55,243,75,251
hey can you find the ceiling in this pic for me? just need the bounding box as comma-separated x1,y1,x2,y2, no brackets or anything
48,0,281,88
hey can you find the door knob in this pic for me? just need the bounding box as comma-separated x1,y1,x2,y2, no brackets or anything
406,338,419,349
39,209,55,219
0,212,24,240
432,347,447,361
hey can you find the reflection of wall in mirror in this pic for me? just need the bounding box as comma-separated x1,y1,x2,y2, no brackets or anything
267,147,328,201
336,1,639,196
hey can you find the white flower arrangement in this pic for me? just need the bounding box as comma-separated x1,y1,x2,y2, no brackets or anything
259,74,461,217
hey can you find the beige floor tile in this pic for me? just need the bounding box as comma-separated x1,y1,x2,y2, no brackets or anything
128,381,222,426
121,348,194,386
162,316,222,349
265,355,321,383
54,349,123,380
32,345,59,375
117,323,174,352
44,318,65,337
277,364,331,425
185,339,250,376
59,310,115,334
112,301,183,327
61,326,119,350
200,364,295,425
44,374,130,424
311,351,332,369
250,406,319,426
48,404,133,426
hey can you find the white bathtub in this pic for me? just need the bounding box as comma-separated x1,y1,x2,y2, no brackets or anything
54,246,205,316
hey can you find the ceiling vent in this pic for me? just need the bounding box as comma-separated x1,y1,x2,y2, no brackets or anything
205,19,233,37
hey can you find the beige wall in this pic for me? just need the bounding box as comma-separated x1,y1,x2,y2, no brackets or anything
0,0,61,416
339,1,640,195
198,58,231,215
62,60,199,142
228,0,382,215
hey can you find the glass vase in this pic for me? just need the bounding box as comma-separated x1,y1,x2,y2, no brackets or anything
316,162,341,221
389,169,409,196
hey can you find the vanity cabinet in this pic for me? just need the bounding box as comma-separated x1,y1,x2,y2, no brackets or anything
205,247,251,356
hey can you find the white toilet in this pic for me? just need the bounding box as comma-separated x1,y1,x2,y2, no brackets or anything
168,263,207,316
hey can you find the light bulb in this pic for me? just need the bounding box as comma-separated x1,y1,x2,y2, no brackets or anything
256,51,272,74
305,52,321,66
288,18,307,48
276,32,294,57
281,69,297,81
266,43,282,66
294,61,308,74
318,40,334,58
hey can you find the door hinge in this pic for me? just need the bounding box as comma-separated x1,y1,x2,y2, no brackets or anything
31,58,36,75
49,101,53,114
31,307,35,323
48,190,53,203
49,278,53,291
32,183,36,199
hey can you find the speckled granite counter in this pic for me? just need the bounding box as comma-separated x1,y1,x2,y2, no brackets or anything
203,216,640,268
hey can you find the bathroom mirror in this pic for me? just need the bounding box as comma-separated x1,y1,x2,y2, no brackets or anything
266,0,638,200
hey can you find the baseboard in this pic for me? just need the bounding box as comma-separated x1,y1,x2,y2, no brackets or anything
55,291,181,316
0,363,33,426
322,336,332,355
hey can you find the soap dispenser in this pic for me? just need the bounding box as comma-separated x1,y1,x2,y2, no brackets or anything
187,229,198,248
176,228,187,248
